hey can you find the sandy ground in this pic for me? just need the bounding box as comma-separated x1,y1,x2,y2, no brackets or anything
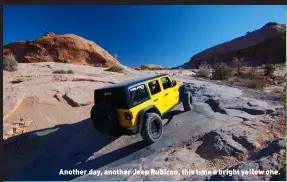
3,62,286,181
3,63,196,132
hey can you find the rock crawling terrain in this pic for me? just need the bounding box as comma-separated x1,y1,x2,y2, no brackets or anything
3,63,286,181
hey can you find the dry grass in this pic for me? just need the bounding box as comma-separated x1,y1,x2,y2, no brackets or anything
229,67,270,90
253,105,285,145
239,67,259,79
3,53,18,71
105,65,126,73
253,119,286,145
67,70,74,74
246,78,268,89
271,75,286,85
135,64,164,70
233,76,268,90
196,67,211,78
206,156,240,171
53,69,74,74
11,77,27,84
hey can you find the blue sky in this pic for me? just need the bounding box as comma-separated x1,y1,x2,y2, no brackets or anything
3,5,286,67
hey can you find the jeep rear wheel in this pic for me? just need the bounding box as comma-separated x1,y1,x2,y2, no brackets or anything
182,91,193,111
90,103,121,136
140,112,163,144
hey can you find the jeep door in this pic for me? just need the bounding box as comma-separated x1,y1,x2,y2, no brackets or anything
160,76,178,109
147,79,166,113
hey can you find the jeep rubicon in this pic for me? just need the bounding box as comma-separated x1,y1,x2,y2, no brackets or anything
90,74,193,144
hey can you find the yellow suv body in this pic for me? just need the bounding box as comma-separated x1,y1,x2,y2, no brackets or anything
91,74,193,143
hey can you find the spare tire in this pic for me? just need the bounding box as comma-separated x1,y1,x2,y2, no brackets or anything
90,103,119,135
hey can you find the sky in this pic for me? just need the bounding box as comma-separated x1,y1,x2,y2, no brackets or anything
3,5,286,67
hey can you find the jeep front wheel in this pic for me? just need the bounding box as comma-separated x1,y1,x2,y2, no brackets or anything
182,91,193,111
140,112,163,144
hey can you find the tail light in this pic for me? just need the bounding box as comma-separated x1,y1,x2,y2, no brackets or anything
124,112,133,120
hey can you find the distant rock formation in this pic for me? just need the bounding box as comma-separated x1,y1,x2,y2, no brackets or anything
178,22,286,69
3,33,121,67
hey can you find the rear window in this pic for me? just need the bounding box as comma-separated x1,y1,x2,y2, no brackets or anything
94,87,129,109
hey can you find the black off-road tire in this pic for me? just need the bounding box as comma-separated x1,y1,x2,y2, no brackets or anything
140,112,163,144
90,103,120,136
182,91,193,111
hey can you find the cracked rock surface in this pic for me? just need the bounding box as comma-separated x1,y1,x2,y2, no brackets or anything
3,63,286,181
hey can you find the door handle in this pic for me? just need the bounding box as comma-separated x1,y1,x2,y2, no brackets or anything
154,99,158,102
165,93,168,96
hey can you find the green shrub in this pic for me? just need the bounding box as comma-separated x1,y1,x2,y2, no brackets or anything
212,62,234,80
63,60,69,63
263,64,275,76
105,65,125,73
3,53,18,71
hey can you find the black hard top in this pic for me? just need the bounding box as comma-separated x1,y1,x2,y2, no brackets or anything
99,73,168,90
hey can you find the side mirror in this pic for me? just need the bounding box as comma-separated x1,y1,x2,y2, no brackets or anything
171,80,177,86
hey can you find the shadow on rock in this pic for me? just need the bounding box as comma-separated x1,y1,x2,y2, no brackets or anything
195,131,246,160
162,110,185,126
248,138,285,160
3,118,148,180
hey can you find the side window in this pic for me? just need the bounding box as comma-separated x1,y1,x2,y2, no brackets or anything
161,77,172,89
129,84,149,105
148,80,161,95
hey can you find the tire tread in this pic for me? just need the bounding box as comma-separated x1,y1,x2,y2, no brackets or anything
140,112,163,144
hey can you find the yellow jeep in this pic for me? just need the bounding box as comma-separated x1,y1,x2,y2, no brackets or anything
91,74,193,143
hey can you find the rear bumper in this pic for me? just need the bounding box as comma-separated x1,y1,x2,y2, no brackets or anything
121,126,138,135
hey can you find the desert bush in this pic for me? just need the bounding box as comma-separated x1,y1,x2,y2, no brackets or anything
67,70,74,74
140,65,150,70
53,70,67,74
246,76,268,89
234,75,267,90
105,65,125,73
63,60,69,63
212,62,234,80
137,64,164,70
263,64,275,76
53,69,74,74
232,57,245,76
3,53,18,71
196,66,211,78
240,67,259,79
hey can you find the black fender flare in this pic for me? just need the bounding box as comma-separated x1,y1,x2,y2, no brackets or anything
137,105,161,133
